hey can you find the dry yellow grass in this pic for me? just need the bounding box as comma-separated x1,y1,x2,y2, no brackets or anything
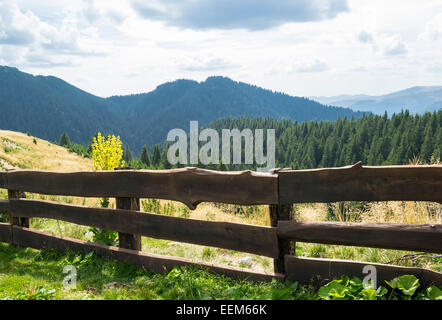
0,130,96,206
360,201,442,225
297,203,328,222
0,130,93,171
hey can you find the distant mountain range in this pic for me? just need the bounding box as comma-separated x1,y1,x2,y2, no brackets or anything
311,86,442,115
0,66,364,153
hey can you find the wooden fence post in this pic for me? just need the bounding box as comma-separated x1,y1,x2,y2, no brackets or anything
114,167,141,251
116,196,142,250
8,190,29,227
269,203,295,274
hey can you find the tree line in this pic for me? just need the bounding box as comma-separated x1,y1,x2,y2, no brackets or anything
58,110,441,171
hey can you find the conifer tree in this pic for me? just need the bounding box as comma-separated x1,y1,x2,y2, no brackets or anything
151,144,161,167
140,145,151,167
161,143,172,169
123,143,133,163
59,132,71,147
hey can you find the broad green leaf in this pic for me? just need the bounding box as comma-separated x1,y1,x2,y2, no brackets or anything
350,276,362,285
272,288,293,300
396,275,420,296
317,286,331,300
349,277,364,292
289,281,299,293
426,286,442,300
385,278,397,289
359,288,377,300
375,286,388,297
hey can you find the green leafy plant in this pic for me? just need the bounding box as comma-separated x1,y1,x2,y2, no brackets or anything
317,274,442,300
386,275,421,299
423,286,442,300
396,275,420,296
89,227,118,246
3,282,55,300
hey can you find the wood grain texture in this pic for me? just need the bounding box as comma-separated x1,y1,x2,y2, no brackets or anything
8,190,28,228
278,220,442,253
0,222,12,243
284,255,442,287
279,163,442,203
0,171,6,189
0,199,10,213
11,226,283,282
5,168,278,209
10,199,279,258
116,197,141,251
269,204,295,274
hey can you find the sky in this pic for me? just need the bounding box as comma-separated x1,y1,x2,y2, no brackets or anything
1,0,442,98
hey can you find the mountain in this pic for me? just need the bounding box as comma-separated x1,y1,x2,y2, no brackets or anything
108,76,365,151
311,86,442,115
0,66,364,153
0,66,125,145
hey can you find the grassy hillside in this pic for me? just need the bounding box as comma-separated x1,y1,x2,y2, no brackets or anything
0,130,92,171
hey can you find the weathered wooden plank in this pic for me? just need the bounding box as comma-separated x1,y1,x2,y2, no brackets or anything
10,199,280,258
279,163,442,203
5,168,278,209
269,204,295,274
0,199,10,213
8,190,28,228
0,171,7,189
11,226,283,282
284,255,442,288
116,197,141,251
277,221,442,253
0,222,12,243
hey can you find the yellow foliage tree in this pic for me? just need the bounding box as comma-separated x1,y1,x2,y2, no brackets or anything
91,132,125,170
89,133,125,245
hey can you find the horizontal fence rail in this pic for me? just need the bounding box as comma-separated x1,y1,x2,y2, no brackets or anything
9,198,279,258
278,162,442,203
0,199,9,213
0,222,12,243
0,163,441,285
9,225,283,282
0,168,278,209
1,164,441,208
284,256,442,288
277,221,442,254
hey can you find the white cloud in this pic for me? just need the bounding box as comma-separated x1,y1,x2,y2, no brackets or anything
0,2,39,45
131,0,349,30
419,13,442,41
380,34,407,56
176,55,238,72
0,2,107,66
0,0,441,98
294,59,329,73
357,31,374,43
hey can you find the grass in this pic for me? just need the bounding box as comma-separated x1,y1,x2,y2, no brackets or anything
0,130,93,171
1,244,440,300
0,243,314,300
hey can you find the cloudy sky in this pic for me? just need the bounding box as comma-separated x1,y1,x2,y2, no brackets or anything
1,0,442,98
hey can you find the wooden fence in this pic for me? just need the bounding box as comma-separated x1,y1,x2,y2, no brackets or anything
0,162,441,286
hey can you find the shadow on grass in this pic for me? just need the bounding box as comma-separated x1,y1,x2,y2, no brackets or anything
0,242,311,300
